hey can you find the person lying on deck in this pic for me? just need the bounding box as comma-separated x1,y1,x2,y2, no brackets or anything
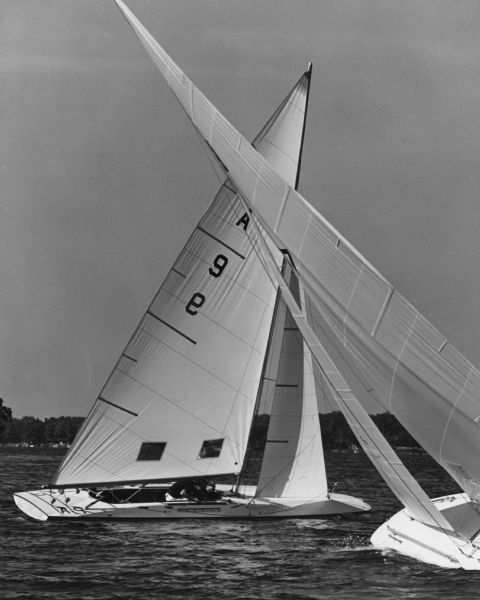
165,479,222,502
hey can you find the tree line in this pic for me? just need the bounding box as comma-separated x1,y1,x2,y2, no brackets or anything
0,396,419,449
245,411,419,452
1,415,84,445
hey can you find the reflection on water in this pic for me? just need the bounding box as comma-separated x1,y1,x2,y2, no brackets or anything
1,447,477,599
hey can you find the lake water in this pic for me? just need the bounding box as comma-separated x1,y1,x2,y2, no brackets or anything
2,447,479,599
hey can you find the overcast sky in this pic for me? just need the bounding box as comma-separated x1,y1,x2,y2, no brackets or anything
2,0,480,418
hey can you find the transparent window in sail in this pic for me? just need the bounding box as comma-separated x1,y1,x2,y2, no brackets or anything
198,438,224,459
137,442,166,461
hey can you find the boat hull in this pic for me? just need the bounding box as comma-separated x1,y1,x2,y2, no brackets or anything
371,493,480,569
14,488,369,521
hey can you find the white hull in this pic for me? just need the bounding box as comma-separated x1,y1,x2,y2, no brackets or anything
14,487,369,521
371,493,480,569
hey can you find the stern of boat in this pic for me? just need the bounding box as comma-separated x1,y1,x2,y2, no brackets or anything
13,488,114,521
371,493,480,570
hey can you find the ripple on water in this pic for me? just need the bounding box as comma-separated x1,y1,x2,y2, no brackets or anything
2,447,479,600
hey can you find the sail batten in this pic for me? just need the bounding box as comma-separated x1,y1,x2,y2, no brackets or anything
113,0,480,500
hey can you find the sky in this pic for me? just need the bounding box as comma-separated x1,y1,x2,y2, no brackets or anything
2,0,480,418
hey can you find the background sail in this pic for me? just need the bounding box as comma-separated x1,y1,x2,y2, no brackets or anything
252,64,311,190
53,54,311,486
113,0,480,500
255,268,328,499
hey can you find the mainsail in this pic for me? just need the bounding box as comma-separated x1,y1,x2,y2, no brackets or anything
113,0,480,502
52,54,312,487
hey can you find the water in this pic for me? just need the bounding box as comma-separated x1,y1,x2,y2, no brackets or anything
2,447,479,599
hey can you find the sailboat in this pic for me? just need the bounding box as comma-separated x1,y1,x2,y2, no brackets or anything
74,0,480,569
13,8,370,522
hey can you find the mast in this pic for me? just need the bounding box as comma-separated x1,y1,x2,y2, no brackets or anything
295,63,312,192
234,65,314,492
234,254,291,493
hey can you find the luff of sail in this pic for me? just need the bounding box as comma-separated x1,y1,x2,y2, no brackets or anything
114,0,480,501
52,60,312,486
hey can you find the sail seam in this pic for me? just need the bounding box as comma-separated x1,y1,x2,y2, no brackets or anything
146,310,197,345
439,366,472,463
156,284,275,347
297,212,312,258
209,108,217,146
139,327,261,397
387,314,418,412
371,286,394,337
175,246,274,306
116,365,250,442
189,81,194,119
260,139,297,171
343,264,364,348
196,225,246,259
171,267,186,278
274,184,290,233
98,397,138,417
252,158,264,207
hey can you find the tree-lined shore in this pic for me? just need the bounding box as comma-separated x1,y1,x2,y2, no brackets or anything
0,397,419,450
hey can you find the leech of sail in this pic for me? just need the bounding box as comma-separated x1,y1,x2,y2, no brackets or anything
146,310,197,345
294,62,312,191
98,397,138,417
197,226,245,260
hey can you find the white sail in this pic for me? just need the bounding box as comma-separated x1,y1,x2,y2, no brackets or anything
52,57,312,487
240,207,454,530
114,0,480,501
252,63,311,191
255,266,328,499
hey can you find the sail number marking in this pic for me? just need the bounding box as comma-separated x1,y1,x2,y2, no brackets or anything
185,213,249,316
208,254,228,278
186,292,206,315
185,254,229,315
